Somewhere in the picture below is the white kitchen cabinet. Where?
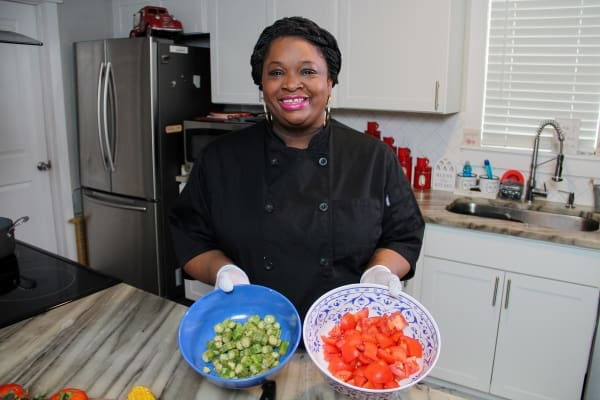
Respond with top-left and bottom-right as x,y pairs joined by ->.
336,0 -> 466,113
207,0 -> 268,104
206,0 -> 339,105
418,224 -> 600,400
420,258 -> 501,392
206,0 -> 465,112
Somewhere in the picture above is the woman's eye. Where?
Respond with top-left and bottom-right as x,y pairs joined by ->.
268,69 -> 284,77
302,69 -> 317,75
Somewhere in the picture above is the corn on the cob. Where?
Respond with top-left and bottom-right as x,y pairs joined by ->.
127,385 -> 156,400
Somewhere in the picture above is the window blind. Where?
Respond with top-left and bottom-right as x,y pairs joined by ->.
482,0 -> 600,154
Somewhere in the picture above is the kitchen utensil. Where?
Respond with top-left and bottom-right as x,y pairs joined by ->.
479,175 -> 500,197
500,169 -> 525,184
499,181 -> 524,200
0,216 -> 29,259
484,159 -> 494,179
260,380 -> 276,400
455,174 -> 478,191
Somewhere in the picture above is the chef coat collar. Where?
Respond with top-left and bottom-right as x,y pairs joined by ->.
265,122 -> 331,153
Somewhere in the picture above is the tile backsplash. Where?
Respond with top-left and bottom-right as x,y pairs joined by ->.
334,109 -> 459,164
334,109 -> 599,208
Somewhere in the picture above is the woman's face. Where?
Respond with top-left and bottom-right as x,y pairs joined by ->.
261,36 -> 333,143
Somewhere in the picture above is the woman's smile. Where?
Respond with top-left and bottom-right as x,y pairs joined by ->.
279,95 -> 310,111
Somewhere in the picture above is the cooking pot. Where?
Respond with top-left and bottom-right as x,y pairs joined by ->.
0,216 -> 29,259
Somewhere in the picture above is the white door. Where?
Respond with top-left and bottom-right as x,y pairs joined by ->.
0,1 -> 58,253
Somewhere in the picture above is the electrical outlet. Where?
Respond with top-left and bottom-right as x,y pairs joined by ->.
462,128 -> 480,147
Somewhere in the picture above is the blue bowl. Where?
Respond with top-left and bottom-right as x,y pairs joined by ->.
178,284 -> 302,389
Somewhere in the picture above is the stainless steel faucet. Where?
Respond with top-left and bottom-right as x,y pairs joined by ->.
525,120 -> 565,202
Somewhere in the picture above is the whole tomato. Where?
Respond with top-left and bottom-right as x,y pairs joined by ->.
0,383 -> 29,399
48,388 -> 88,400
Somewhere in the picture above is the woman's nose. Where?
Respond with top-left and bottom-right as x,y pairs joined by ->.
283,73 -> 303,90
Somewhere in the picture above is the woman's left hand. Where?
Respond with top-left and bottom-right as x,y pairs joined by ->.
360,265 -> 403,296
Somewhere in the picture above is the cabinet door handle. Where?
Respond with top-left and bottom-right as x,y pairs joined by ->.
434,80 -> 440,111
492,276 -> 499,306
504,279 -> 512,309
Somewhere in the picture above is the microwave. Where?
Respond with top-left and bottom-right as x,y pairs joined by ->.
183,119 -> 255,167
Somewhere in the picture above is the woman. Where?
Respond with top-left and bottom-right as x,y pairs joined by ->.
169,16 -> 424,319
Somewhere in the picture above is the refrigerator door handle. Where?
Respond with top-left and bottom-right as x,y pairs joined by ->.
103,61 -> 116,172
84,191 -> 148,212
97,61 -> 109,171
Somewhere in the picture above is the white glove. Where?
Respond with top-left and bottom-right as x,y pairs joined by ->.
360,265 -> 403,297
215,264 -> 250,292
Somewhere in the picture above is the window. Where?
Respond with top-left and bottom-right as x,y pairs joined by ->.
482,0 -> 600,154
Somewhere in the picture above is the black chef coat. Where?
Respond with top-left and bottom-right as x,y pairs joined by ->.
169,119 -> 424,319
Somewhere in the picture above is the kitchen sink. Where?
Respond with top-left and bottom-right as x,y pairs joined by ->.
446,197 -> 599,232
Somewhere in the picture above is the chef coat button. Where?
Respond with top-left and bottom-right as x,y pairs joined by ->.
264,203 -> 274,213
264,260 -> 273,271
318,202 -> 329,212
270,157 -> 279,166
319,257 -> 329,267
318,157 -> 328,166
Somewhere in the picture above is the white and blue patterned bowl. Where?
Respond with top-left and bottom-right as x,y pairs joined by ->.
303,283 -> 441,400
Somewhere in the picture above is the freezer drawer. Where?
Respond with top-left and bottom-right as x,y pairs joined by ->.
83,189 -> 161,294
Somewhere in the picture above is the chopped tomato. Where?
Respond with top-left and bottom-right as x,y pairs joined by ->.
327,354 -> 352,373
364,360 -> 393,384
0,383 -> 29,399
400,336 -> 423,358
341,341 -> 361,363
48,388 -> 89,400
321,307 -> 423,389
339,312 -> 357,331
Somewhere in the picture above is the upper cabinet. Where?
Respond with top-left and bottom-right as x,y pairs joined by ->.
207,0 -> 339,105
207,0 -> 269,105
336,0 -> 466,113
203,0 -> 467,112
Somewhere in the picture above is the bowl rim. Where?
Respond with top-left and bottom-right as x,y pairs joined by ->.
177,284 -> 302,387
302,283 -> 441,394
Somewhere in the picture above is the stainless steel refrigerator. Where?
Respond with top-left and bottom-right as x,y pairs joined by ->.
75,37 -> 211,298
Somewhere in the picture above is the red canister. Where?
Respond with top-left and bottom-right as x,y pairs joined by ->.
383,137 -> 397,158
365,121 -> 381,139
398,147 -> 412,184
413,157 -> 431,190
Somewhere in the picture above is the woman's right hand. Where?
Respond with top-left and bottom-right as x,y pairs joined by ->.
215,264 -> 250,292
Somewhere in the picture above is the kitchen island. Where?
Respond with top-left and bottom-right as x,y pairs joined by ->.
0,283 -> 467,400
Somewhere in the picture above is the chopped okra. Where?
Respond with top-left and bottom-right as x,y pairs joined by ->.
201,314 -> 291,379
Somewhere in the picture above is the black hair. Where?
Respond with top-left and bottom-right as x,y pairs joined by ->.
250,16 -> 342,89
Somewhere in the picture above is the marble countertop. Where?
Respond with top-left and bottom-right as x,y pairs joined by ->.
0,283 -> 467,400
415,190 -> 600,250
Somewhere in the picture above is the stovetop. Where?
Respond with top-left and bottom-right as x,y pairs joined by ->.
0,242 -> 120,329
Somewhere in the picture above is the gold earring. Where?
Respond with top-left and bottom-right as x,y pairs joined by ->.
323,96 -> 331,127
263,101 -> 272,123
